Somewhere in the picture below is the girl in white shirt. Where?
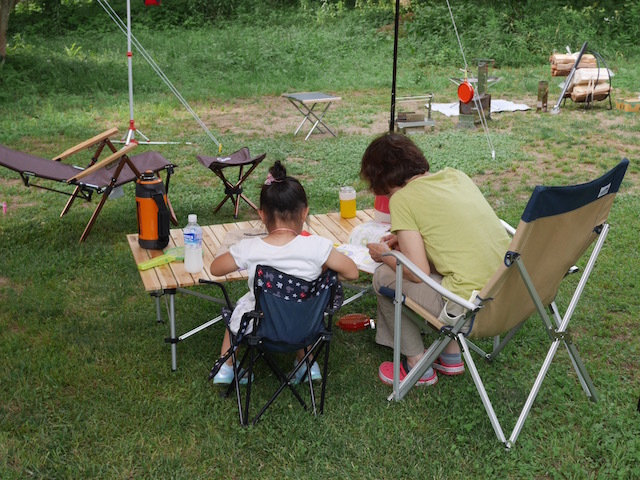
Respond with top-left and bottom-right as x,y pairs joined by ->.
210,161 -> 358,384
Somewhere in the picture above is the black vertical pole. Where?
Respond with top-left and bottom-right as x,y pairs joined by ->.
389,0 -> 400,132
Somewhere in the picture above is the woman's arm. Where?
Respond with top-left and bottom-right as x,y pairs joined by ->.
323,248 -> 359,280
368,229 -> 430,283
396,230 -> 431,282
210,252 -> 240,276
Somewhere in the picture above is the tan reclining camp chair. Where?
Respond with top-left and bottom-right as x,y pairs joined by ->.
0,128 -> 177,242
382,159 -> 628,449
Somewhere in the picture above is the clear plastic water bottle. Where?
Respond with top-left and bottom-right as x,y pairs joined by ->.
183,214 -> 203,273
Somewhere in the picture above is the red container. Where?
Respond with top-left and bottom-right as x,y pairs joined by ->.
336,313 -> 371,332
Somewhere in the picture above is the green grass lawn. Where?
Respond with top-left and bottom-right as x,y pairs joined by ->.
1,12 -> 640,479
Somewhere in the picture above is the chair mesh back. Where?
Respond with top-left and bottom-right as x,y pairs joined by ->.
470,159 -> 628,339
0,144 -> 81,182
254,265 -> 339,352
83,151 -> 172,188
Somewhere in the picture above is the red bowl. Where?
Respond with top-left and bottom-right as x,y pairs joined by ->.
336,313 -> 370,332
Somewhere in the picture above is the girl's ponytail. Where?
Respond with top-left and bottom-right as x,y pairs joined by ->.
260,161 -> 307,229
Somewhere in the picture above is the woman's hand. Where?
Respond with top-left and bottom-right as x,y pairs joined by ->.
367,241 -> 391,263
381,233 -> 399,250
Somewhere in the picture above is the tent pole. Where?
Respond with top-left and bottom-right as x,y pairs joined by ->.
389,0 -> 400,132
125,0 -> 135,144
97,0 -> 221,148
124,0 -> 151,144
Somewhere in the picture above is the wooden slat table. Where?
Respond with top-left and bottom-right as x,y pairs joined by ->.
128,209 -> 376,371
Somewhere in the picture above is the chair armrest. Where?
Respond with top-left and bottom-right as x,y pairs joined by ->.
382,250 -> 478,312
199,279 -> 235,310
68,143 -> 137,183
52,127 -> 119,161
500,219 -> 516,236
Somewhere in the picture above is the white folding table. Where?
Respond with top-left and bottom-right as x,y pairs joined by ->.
282,92 -> 341,140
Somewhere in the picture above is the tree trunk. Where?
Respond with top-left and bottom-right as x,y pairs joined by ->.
0,0 -> 19,60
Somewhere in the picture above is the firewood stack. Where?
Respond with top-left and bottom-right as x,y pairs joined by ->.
549,53 -> 597,76
549,53 -> 612,103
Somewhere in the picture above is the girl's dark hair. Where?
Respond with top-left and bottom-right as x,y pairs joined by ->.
260,161 -> 308,229
360,132 -> 430,195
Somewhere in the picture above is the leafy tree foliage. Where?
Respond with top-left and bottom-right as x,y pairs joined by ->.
5,0 -> 640,65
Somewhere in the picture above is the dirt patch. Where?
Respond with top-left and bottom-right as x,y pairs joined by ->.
201,96 -> 295,137
195,94 -> 638,197
200,94 -> 392,138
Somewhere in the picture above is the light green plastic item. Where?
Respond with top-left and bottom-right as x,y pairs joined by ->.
137,246 -> 185,271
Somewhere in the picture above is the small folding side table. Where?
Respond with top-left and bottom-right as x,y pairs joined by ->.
282,92 -> 341,140
197,148 -> 266,218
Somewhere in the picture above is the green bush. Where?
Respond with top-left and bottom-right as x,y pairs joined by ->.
11,0 -> 640,67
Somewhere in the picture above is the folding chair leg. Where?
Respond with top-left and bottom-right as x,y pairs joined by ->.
243,347 -> 258,426
167,196 -> 178,225
305,355 -> 318,416
60,185 -> 83,218
159,167 -> 178,226
508,337 -> 562,448
388,334 -> 450,402
464,328 -> 524,362
209,161 -> 262,218
79,189 -> 111,242
487,322 -> 526,361
302,341 -> 330,417
319,341 -> 331,415
504,238 -> 606,448
458,335 -> 508,445
564,338 -> 598,402
505,327 -> 597,448
212,193 -> 233,214
388,267 -> 453,401
229,349 -> 245,426
549,302 -> 598,401
251,349 -> 309,425
78,155 -> 131,242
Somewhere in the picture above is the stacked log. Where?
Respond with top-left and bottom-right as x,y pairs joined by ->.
568,67 -> 612,102
549,52 -> 612,103
549,53 -> 597,76
572,67 -> 612,84
571,82 -> 611,102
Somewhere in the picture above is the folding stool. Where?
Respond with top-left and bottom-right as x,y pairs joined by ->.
197,148 -> 266,218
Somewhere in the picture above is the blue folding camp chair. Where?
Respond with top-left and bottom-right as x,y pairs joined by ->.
204,265 -> 343,426
381,159 -> 628,448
